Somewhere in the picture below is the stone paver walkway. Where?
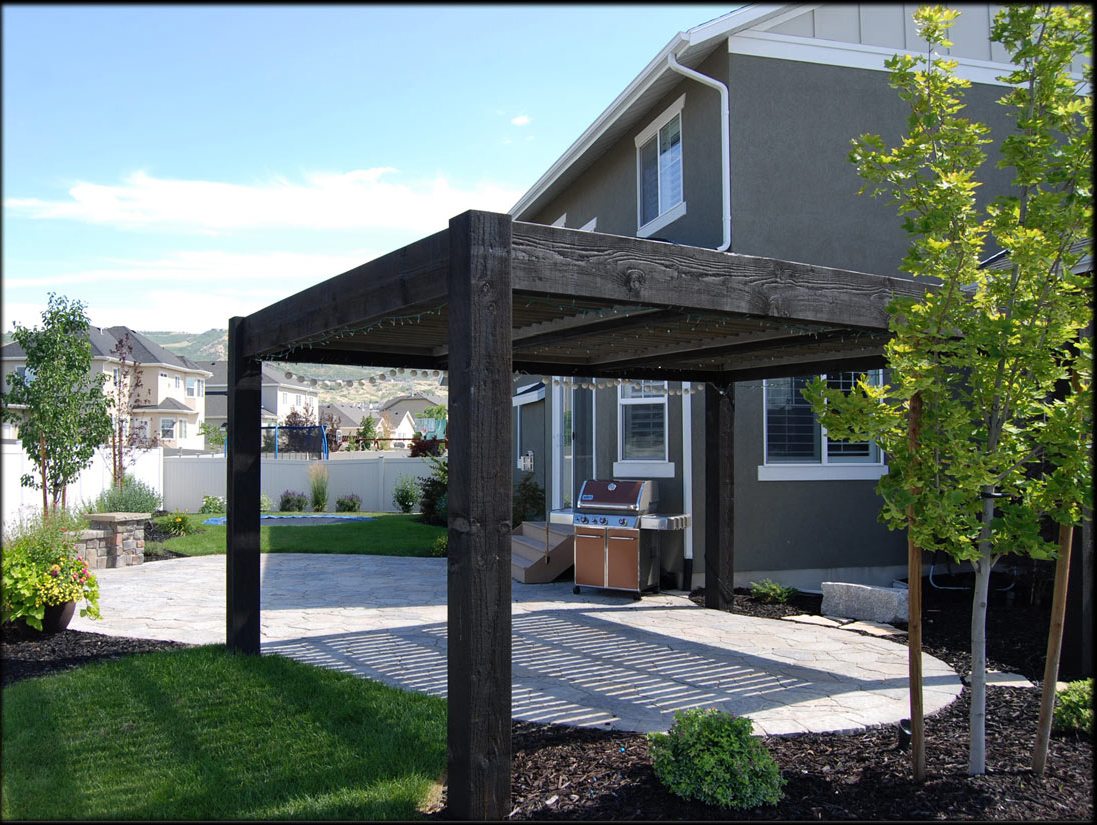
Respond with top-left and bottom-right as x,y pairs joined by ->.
70,554 -> 962,735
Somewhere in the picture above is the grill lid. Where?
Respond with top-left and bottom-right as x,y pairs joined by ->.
576,479 -> 654,513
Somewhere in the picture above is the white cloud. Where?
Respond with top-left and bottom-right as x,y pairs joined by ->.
510,114 -> 532,127
2,248 -> 382,333
4,168 -> 525,235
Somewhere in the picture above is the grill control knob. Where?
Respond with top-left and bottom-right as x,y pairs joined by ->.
618,518 -> 626,525
599,516 -> 607,525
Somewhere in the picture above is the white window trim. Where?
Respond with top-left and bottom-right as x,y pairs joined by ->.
617,381 -> 669,464
758,371 -> 887,482
635,94 -> 687,238
613,459 -> 676,479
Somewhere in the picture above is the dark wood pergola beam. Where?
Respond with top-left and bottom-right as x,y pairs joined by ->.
511,221 -> 925,331
238,229 -> 450,360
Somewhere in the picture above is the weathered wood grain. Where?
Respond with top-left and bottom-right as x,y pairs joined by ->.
512,221 -> 925,331
226,316 -> 262,654
704,384 -> 735,612
446,210 -> 514,821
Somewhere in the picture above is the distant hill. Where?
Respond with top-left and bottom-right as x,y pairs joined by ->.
140,329 -> 447,406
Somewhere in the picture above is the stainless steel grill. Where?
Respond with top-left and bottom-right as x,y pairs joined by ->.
550,479 -> 691,598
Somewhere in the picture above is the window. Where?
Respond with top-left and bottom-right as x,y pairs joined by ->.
281,392 -> 288,405
174,376 -> 181,389
618,380 -> 668,461
635,94 -> 686,237
160,418 -> 176,439
178,420 -> 187,439
759,371 -> 886,481
16,366 -> 35,383
295,394 -> 302,407
131,419 -> 149,439
186,378 -> 204,397
112,368 -> 120,385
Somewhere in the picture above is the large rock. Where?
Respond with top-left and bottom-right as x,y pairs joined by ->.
821,581 -> 908,625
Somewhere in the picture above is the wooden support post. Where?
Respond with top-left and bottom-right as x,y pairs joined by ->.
704,383 -> 734,612
906,390 -> 925,782
446,211 -> 513,820
1031,521 -> 1076,776
226,316 -> 262,654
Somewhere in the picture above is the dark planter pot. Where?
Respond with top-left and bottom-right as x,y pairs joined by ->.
41,601 -> 77,633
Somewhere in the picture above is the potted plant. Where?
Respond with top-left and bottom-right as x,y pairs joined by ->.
1,512 -> 100,633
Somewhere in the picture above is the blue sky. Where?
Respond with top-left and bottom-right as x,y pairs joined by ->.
3,4 -> 733,334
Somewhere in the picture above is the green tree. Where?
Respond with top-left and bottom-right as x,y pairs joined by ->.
2,294 -> 114,515
348,415 -> 379,450
804,5 -> 1091,776
200,421 -> 226,450
104,330 -> 159,487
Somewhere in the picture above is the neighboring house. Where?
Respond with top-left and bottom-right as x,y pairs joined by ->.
202,361 -> 319,432
507,4 -> 1089,591
318,402 -> 375,447
376,409 -> 418,448
1,326 -> 212,451
379,393 -> 445,433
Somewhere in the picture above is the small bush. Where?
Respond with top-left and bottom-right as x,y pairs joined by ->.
153,512 -> 199,537
393,475 -> 420,514
336,494 -> 362,513
87,475 -> 161,514
308,463 -> 329,512
409,433 -> 445,457
430,533 -> 448,557
198,495 -> 226,514
418,456 -> 448,526
512,473 -> 545,527
648,708 -> 784,810
260,493 -> 273,512
1054,678 -> 1093,737
750,578 -> 796,605
279,490 -> 308,512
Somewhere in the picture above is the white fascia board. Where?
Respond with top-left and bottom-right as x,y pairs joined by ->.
509,4 -> 796,220
512,387 -> 545,407
729,30 -> 1091,91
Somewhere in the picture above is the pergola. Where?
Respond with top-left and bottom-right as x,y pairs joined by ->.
224,210 -> 926,820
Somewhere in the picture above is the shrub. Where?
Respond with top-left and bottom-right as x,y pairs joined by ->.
198,495 -> 226,514
512,473 -> 545,527
648,708 -> 784,810
279,490 -> 308,512
418,456 -> 448,526
409,433 -> 444,457
393,475 -> 420,513
336,494 -> 362,513
86,474 -> 161,514
430,533 -> 448,557
750,579 -> 796,605
308,463 -> 329,512
153,512 -> 199,537
1,511 -> 100,630
260,493 -> 273,512
1054,679 -> 1093,737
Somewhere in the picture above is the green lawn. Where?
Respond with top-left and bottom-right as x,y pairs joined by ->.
1,646 -> 447,820
153,513 -> 445,557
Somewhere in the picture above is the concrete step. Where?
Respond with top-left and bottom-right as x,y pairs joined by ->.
516,521 -> 572,541
510,525 -> 574,584
511,535 -> 550,563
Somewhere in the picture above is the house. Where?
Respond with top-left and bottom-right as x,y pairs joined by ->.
376,408 -> 418,448
202,361 -> 320,434
379,393 -> 445,430
318,401 -> 375,447
507,3 -> 1089,592
1,326 -> 212,451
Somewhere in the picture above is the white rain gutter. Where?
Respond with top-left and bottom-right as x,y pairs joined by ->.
667,51 -> 731,252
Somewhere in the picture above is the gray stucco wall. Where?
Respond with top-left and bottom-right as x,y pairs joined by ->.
727,54 -> 1018,274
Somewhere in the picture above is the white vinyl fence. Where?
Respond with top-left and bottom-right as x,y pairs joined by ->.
2,441 -> 164,528
162,453 -> 436,513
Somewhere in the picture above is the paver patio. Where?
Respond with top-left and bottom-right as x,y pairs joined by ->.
70,553 -> 961,735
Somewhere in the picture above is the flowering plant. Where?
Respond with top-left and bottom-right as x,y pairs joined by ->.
1,511 -> 100,630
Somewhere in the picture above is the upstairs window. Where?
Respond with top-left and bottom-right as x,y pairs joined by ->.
618,380 -> 668,461
635,94 -> 686,237
186,377 -> 205,397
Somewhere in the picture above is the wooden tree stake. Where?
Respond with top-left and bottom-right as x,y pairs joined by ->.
907,390 -> 926,782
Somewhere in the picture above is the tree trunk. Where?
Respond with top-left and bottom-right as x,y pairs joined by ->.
39,434 -> 49,517
906,390 -> 925,781
968,547 -> 994,775
1031,521 -> 1075,775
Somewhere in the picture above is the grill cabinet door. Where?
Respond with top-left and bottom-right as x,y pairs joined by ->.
574,528 -> 606,587
606,529 -> 640,591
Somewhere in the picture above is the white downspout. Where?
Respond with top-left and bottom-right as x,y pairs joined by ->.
667,51 -> 731,252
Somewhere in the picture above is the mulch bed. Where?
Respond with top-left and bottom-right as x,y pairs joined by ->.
2,572 -> 1091,820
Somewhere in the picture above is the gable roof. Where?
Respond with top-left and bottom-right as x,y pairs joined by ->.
319,402 -> 370,427
2,325 -> 212,376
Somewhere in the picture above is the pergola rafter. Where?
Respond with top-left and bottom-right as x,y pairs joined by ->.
225,211 -> 926,820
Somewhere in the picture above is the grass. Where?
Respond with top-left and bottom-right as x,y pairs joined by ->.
1,646 -> 446,820
150,513 -> 446,558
